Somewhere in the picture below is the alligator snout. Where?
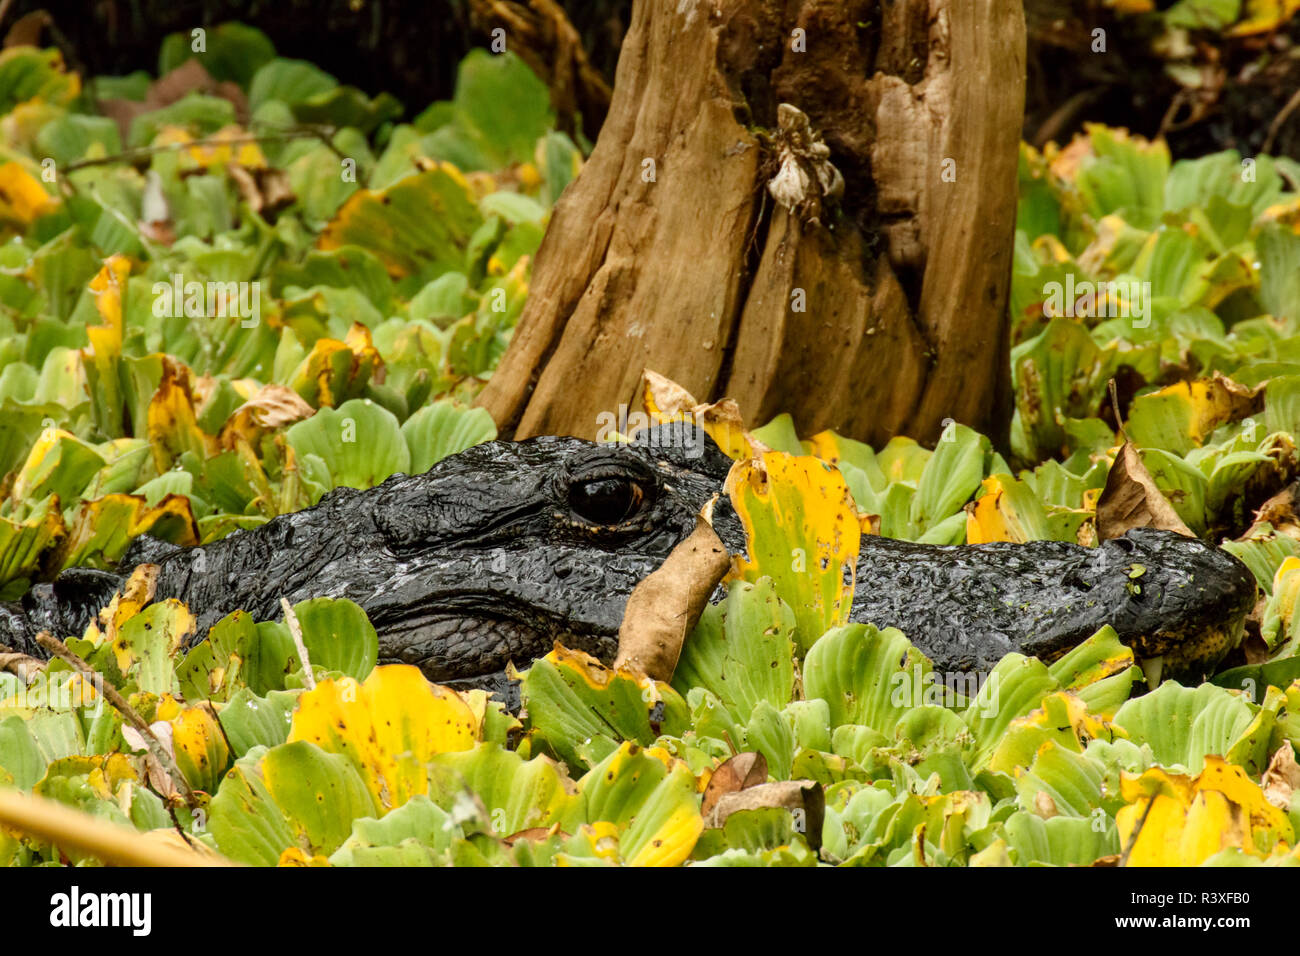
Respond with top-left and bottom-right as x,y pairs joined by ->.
850,527 -> 1257,685
1087,529 -> 1258,682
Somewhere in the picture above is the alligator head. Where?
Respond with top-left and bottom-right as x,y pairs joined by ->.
40,422 -> 738,691
267,423 -> 741,685
0,424 -> 1257,689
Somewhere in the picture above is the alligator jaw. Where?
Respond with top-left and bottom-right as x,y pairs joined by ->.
1127,615 -> 1247,687
376,608 -> 620,686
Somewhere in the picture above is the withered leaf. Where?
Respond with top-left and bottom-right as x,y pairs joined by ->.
1262,744 -> 1300,811
613,507 -> 730,682
1243,481 -> 1300,543
4,11 -> 51,49
1096,441 -> 1194,540
704,779 -> 825,851
228,163 -> 295,220
700,752 -> 768,818
100,59 -> 249,143
219,383 -> 315,448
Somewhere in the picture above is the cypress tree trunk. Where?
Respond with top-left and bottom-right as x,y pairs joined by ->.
477,0 -> 1026,447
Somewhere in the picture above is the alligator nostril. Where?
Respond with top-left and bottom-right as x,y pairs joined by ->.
1063,569 -> 1093,591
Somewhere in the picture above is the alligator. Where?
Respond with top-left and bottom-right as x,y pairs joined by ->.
0,422 -> 1257,689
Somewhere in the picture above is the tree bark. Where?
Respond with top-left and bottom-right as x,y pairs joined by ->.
476,0 -> 1026,447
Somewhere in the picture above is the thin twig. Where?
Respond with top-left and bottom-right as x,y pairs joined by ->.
1108,377 -> 1128,443
62,129 -> 328,173
280,598 -> 316,690
34,632 -> 198,809
1263,87 -> 1300,156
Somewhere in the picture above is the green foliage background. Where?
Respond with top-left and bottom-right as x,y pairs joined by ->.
2,25 -> 1300,867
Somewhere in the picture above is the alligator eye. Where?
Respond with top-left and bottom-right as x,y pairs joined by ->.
569,477 -> 648,525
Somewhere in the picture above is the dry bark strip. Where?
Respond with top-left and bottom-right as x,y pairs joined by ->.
0,788 -> 231,867
477,0 -> 1025,448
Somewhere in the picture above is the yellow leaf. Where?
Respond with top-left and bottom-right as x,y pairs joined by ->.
1031,233 -> 1073,264
1229,0 -> 1300,35
517,163 -> 541,190
109,600 -> 194,681
583,742 -> 703,867
286,336 -> 356,407
965,475 -> 1051,544
727,451 -> 859,652
278,847 -> 331,866
170,703 -> 230,793
95,564 -> 160,646
1270,557 -> 1300,644
146,358 -> 217,472
288,665 -> 479,813
82,257 -> 133,434
54,493 -> 198,569
1130,376 -> 1261,449
89,255 -> 131,336
1259,196 -> 1300,234
1117,758 -> 1294,865
0,161 -> 57,225
163,125 -> 268,171
0,498 -> 65,589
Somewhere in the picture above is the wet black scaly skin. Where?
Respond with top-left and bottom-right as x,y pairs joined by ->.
0,424 -> 1258,687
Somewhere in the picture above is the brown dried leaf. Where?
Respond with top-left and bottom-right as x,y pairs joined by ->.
228,164 -> 295,219
704,779 -> 825,850
1096,441 -> 1194,540
641,368 -> 699,421
146,59 -> 247,119
504,823 -> 567,845
4,11 -> 51,48
612,507 -> 731,682
1244,482 -> 1300,543
101,60 -> 249,143
700,752 -> 768,819
219,384 -> 316,448
1262,744 -> 1300,811
139,219 -> 176,245
122,720 -> 181,802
